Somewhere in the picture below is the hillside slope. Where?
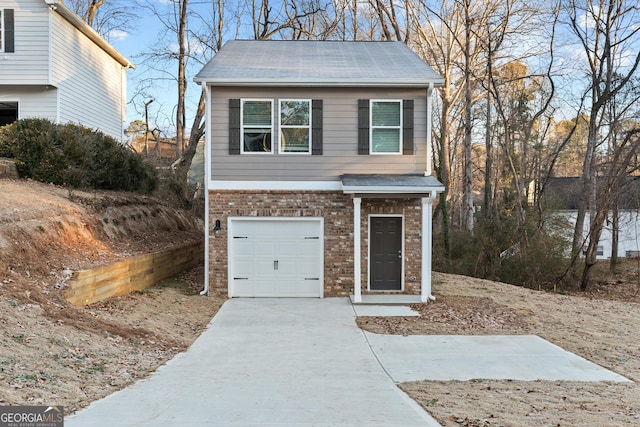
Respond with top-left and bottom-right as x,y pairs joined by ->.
0,179 -> 223,412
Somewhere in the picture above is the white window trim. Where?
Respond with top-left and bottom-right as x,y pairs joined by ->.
240,98 -> 274,154
370,99 -> 403,155
0,9 -> 4,53
279,99 -> 312,155
367,214 -> 405,292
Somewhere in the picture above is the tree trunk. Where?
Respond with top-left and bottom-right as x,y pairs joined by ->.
610,204 -> 619,273
484,85 -> 492,219
463,0 -> 474,233
175,0 -> 187,161
439,94 -> 452,257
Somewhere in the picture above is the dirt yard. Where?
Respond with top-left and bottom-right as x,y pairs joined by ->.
0,179 -> 225,413
2,178 -> 639,425
358,272 -> 640,426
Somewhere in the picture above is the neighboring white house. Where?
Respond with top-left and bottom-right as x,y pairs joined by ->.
545,177 -> 640,260
0,0 -> 133,140
556,211 -> 640,260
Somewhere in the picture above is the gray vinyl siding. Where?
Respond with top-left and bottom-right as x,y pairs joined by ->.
50,12 -> 125,140
0,86 -> 58,120
0,0 -> 50,85
210,87 -> 428,182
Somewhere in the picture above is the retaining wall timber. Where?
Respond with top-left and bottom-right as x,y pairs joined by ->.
65,242 -> 204,306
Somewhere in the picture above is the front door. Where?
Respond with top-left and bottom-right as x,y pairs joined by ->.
370,216 -> 402,291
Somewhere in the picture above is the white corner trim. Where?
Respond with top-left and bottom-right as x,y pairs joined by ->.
209,180 -> 342,191
353,197 -> 362,303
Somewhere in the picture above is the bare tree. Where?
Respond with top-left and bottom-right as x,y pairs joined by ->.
411,0 -> 466,256
63,0 -> 136,40
565,0 -> 640,289
251,0 -> 328,40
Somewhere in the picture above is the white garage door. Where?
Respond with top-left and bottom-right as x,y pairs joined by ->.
229,218 -> 324,297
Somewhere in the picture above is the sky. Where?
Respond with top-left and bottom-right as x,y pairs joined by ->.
104,1 -> 218,139
100,0 -> 640,139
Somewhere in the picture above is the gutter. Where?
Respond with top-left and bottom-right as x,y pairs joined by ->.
193,79 -> 445,88
45,0 -> 135,69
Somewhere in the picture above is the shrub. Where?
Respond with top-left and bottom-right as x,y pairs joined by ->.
434,209 -> 571,289
0,119 -> 157,194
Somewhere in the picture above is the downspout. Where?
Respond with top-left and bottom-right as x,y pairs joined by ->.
425,82 -> 434,176
200,83 -> 211,296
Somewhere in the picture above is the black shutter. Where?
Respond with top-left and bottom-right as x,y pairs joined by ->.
4,9 -> 14,53
229,99 -> 240,155
358,99 -> 369,155
402,99 -> 414,155
311,99 -> 323,155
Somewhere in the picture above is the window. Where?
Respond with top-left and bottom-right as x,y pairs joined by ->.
0,101 -> 18,127
229,98 -> 322,156
626,250 -> 640,258
280,99 -> 311,154
371,100 -> 402,154
241,99 -> 273,153
1,9 -> 14,53
583,245 -> 605,257
358,99 -> 412,155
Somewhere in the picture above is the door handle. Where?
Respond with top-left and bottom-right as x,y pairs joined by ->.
398,250 -> 402,259
274,260 -> 279,270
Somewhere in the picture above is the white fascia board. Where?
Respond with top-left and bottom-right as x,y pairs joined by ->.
342,185 -> 445,194
46,1 -> 134,69
209,180 -> 342,191
194,78 -> 445,88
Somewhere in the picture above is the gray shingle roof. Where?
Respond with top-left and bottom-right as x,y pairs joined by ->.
341,174 -> 444,194
194,40 -> 444,87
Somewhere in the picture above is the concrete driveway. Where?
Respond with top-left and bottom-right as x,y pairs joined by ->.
67,297 -> 628,426
67,298 -> 440,427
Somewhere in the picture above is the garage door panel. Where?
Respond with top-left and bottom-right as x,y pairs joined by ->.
230,219 -> 323,297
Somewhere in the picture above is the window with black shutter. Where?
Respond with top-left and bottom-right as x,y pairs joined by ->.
358,99 -> 413,155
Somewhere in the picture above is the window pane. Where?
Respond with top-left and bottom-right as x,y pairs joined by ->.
281,128 -> 310,152
281,100 -> 309,126
372,129 -> 400,153
243,130 -> 271,152
372,102 -> 400,126
243,101 -> 271,126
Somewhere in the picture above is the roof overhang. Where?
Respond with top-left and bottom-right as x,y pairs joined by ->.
341,174 -> 445,196
44,0 -> 135,69
194,78 -> 445,88
194,40 -> 445,87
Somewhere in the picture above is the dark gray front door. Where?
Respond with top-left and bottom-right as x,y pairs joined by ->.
370,217 -> 402,291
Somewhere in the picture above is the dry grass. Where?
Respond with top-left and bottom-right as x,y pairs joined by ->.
358,271 -> 640,426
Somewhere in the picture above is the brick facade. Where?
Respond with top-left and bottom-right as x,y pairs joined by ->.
208,190 -> 424,297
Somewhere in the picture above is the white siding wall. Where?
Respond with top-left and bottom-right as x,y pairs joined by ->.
0,86 -> 57,120
558,211 -> 640,259
50,11 -> 125,140
209,86 -> 429,182
0,0 -> 50,84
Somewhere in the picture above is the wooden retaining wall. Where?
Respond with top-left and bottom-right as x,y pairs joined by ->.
65,242 -> 204,306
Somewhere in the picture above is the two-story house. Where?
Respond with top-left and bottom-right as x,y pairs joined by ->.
0,0 -> 133,140
195,40 -> 444,302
